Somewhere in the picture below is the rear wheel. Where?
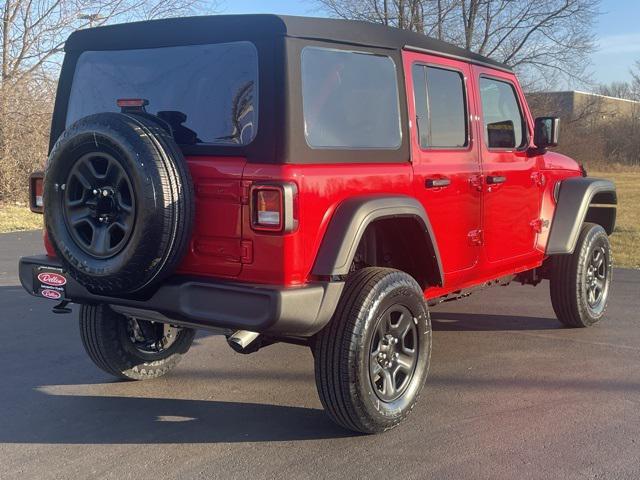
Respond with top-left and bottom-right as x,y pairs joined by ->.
550,222 -> 612,327
313,268 -> 431,434
79,304 -> 195,380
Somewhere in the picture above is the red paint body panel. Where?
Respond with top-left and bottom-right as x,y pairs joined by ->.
176,157 -> 247,278
239,162 -> 414,285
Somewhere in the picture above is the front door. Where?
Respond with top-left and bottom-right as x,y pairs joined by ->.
403,51 -> 482,285
472,66 -> 541,269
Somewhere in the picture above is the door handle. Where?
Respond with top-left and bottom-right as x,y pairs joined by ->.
486,175 -> 506,185
425,178 -> 451,189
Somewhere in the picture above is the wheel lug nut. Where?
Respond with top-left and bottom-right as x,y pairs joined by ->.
93,189 -> 98,195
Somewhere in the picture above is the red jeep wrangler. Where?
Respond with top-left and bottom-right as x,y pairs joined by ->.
20,15 -> 617,434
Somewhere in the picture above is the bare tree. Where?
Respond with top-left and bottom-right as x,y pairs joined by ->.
596,65 -> 640,102
1,0 -> 205,87
0,0 -> 210,202
314,0 -> 600,89
631,60 -> 640,100
316,0 -> 457,37
597,81 -> 636,101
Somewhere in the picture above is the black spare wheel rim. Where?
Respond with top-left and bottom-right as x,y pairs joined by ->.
44,112 -> 194,295
369,304 -> 418,402
63,152 -> 136,259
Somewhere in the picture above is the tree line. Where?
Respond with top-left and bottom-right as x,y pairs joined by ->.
0,0 -> 206,202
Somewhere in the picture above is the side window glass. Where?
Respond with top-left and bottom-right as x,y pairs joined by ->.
479,77 -> 526,149
412,64 -> 467,149
301,47 -> 402,149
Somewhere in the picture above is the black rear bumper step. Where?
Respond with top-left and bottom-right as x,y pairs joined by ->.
19,255 -> 343,337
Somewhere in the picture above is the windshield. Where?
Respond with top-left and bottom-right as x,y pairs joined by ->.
66,41 -> 258,146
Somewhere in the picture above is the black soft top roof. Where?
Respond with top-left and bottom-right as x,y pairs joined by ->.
65,14 -> 511,71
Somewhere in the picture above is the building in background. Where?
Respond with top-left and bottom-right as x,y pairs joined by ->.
526,91 -> 640,168
527,90 -> 640,124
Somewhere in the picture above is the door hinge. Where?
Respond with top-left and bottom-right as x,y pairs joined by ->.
241,180 -> 252,205
469,174 -> 484,192
468,229 -> 483,246
530,218 -> 549,233
531,171 -> 546,187
241,240 -> 253,264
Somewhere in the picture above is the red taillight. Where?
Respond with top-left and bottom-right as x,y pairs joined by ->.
252,186 -> 283,231
29,172 -> 44,214
250,183 -> 298,233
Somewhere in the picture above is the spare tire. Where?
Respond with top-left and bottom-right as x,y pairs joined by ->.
43,112 -> 194,295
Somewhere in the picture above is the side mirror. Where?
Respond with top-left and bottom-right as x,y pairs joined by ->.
534,117 -> 560,149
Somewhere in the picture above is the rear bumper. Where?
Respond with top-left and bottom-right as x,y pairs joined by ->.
19,255 -> 343,337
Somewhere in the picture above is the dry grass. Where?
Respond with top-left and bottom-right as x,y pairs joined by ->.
0,204 -> 42,233
0,172 -> 637,268
592,171 -> 640,269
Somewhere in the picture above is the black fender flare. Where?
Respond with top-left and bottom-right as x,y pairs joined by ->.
312,195 -> 444,286
546,177 -> 617,255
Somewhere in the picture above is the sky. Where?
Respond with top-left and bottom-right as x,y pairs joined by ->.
590,0 -> 640,86
217,0 -> 640,89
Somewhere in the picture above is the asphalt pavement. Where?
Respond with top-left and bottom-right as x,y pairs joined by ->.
1,230 -> 639,479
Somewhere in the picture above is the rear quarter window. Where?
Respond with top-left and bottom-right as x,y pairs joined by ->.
301,47 -> 402,150
66,41 -> 258,146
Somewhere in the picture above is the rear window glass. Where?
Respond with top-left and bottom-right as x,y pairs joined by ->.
66,42 -> 258,146
301,47 -> 401,149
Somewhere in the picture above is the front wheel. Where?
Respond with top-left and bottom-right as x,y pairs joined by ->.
313,268 -> 431,434
550,222 -> 613,327
79,304 -> 195,380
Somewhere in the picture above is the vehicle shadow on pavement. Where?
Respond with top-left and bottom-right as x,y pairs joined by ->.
0,392 -> 354,444
431,312 -> 562,331
0,285 -> 356,444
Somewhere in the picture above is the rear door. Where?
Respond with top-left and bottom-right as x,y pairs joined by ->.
403,51 -> 482,284
472,66 -> 540,269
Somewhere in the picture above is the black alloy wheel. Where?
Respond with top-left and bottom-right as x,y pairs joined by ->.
369,305 -> 419,403
63,152 -> 136,259
585,245 -> 609,311
126,317 -> 180,356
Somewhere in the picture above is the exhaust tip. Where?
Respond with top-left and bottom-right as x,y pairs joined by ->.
227,330 -> 261,354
